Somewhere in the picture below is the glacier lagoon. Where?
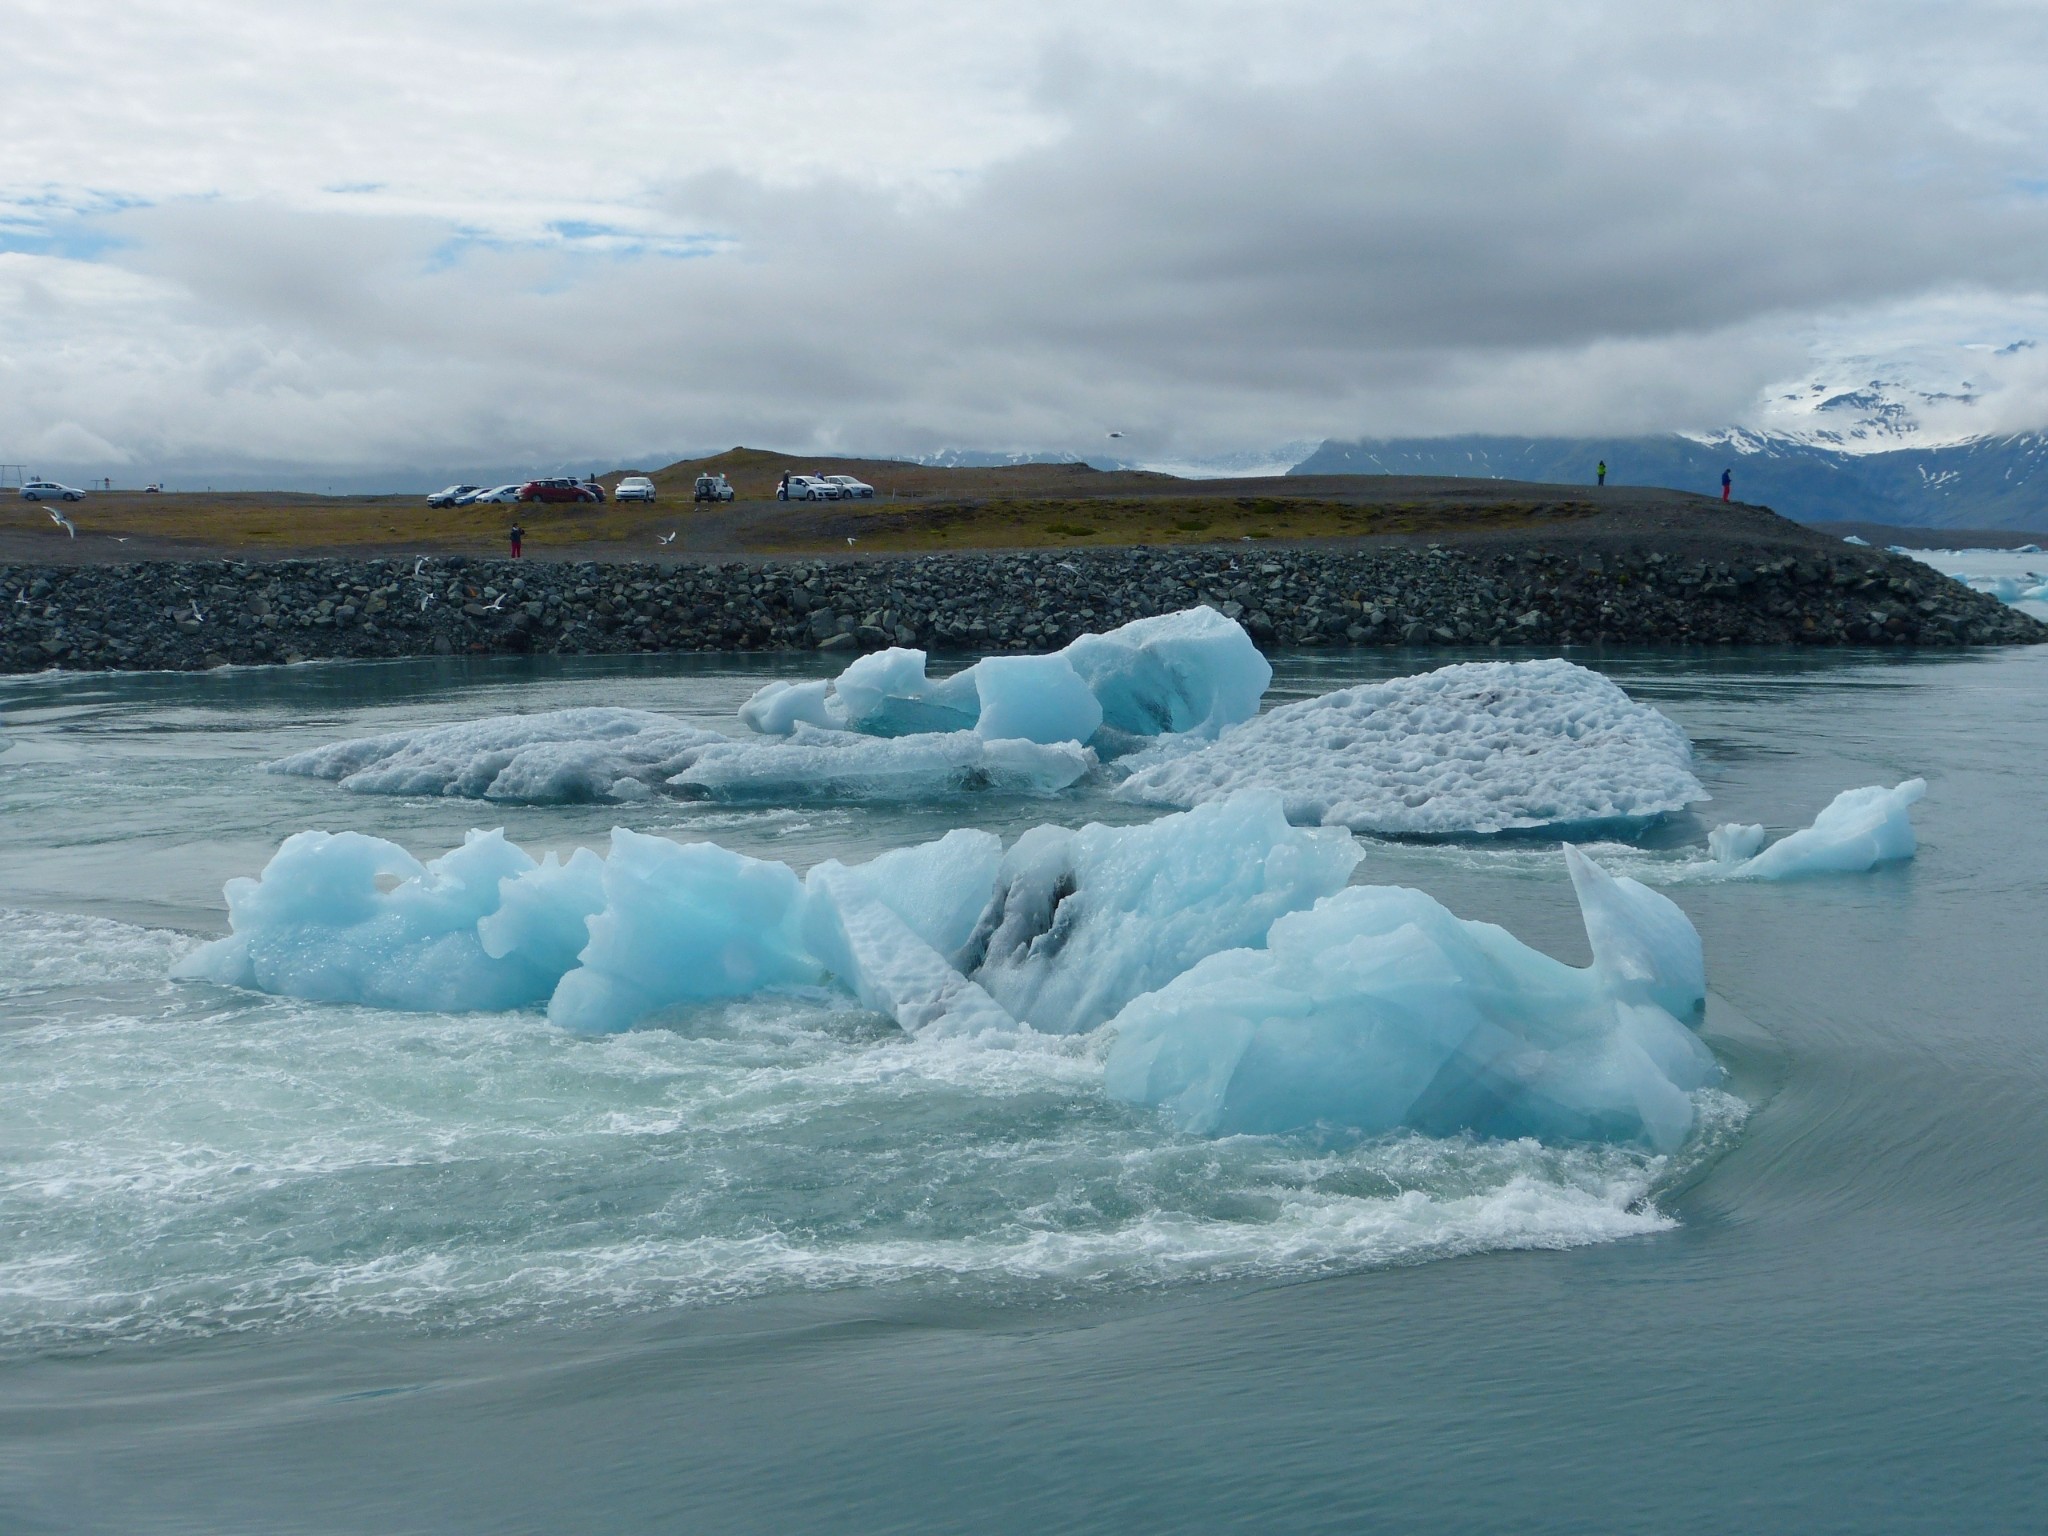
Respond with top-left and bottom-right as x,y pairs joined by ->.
2,643 -> 2044,1533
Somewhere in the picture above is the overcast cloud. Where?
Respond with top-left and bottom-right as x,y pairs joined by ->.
7,0 -> 2048,482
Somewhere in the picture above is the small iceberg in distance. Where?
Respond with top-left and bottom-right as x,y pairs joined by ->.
1104,845 -> 1719,1152
1709,780 -> 1926,880
1114,658 -> 1706,836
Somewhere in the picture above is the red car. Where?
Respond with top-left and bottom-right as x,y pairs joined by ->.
519,477 -> 601,504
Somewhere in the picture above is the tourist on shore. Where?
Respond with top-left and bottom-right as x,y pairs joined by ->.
1597,460 -> 1607,486
1721,468 -> 1732,502
509,524 -> 524,559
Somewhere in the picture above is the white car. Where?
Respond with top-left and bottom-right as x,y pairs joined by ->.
785,475 -> 841,501
615,475 -> 657,503
469,484 -> 525,504
427,483 -> 481,507
20,479 -> 84,502
823,475 -> 875,499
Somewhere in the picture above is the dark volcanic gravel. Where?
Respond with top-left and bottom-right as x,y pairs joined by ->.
3,541 -> 2042,674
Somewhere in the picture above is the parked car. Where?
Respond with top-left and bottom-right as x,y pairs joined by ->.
615,475 -> 657,503
143,483 -> 162,494
19,479 -> 85,502
580,477 -> 607,503
782,475 -> 841,502
470,484 -> 525,504
693,473 -> 735,503
519,478 -> 600,504
427,483 -> 481,507
823,475 -> 875,499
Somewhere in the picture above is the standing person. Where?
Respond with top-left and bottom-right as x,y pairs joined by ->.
509,523 -> 524,559
1596,459 -> 1607,486
1720,468 -> 1732,502
777,472 -> 790,501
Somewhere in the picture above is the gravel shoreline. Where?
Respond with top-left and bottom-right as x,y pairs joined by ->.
4,541 -> 2043,673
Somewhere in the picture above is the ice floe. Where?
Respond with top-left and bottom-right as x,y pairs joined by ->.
1711,779 -> 1925,880
1103,843 -> 1719,1151
1115,658 -> 1706,835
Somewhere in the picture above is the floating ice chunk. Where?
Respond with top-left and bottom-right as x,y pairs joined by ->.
830,648 -> 982,737
270,708 -> 729,803
735,607 -> 1270,750
971,653 -> 1104,744
1716,779 -> 1926,880
736,679 -> 842,736
961,791 -> 1363,1034
171,828 -> 599,1011
672,727 -> 1095,801
547,830 -> 821,1033
1564,845 -> 1705,1024
1104,851 -> 1720,1151
802,832 -> 1017,1036
1062,606 -> 1272,738
1706,822 -> 1767,865
1116,659 -> 1705,835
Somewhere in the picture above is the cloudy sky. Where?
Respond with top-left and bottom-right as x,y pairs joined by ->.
8,0 -> 2048,484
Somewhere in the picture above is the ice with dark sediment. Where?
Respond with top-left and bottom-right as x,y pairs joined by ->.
1115,658 -> 1707,835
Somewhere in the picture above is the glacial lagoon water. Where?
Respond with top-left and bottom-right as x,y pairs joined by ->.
2,644 -> 2044,1533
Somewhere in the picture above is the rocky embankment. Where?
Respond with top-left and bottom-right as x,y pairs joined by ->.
3,542 -> 2042,673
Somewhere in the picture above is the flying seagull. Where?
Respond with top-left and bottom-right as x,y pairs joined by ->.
846,537 -> 856,546
484,592 -> 506,611
411,556 -> 429,578
657,531 -> 676,545
1107,431 -> 1123,439
189,600 -> 204,622
48,509 -> 76,537
419,593 -> 434,612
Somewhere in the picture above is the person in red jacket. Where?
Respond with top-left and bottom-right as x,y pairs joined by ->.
509,523 -> 524,559
1721,468 -> 1732,502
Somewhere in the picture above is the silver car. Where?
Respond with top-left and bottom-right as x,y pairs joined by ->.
19,479 -> 85,503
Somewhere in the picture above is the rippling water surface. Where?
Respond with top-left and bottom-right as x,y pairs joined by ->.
2,646 -> 2043,1534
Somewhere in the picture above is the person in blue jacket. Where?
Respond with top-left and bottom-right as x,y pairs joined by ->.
1721,467 -> 1732,502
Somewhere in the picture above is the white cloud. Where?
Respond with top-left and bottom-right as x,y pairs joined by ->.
6,1 -> 2048,480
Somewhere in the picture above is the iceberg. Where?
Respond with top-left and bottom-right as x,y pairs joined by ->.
1712,779 -> 1925,880
1103,846 -> 1719,1151
959,791 -> 1363,1034
270,707 -> 729,803
171,829 -> 604,1012
1115,658 -> 1705,835
736,606 -> 1270,749
671,727 -> 1095,801
546,830 -> 821,1033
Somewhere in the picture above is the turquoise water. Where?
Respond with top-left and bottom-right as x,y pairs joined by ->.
2,646 -> 2043,1532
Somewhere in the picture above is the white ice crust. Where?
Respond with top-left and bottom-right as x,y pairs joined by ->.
270,708 -> 729,803
1115,658 -> 1706,835
1103,844 -> 1718,1151
1711,779 -> 1925,880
